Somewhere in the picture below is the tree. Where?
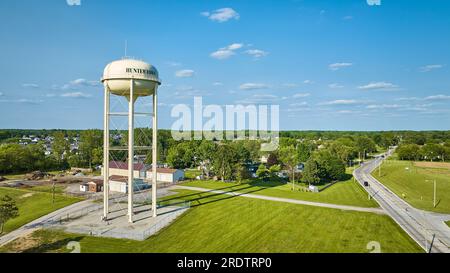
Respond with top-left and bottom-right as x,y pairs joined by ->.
266,153 -> 279,167
0,195 -> 19,234
235,163 -> 250,184
397,144 -> 422,161
79,130 -> 102,169
268,164 -> 281,177
297,141 -> 314,163
314,149 -> 346,181
421,144 -> 443,162
302,159 -> 320,184
355,136 -> 377,160
166,141 -> 198,169
52,131 -> 69,164
329,141 -> 354,165
279,146 -> 299,190
197,140 -> 216,178
256,164 -> 269,180
212,144 -> 237,182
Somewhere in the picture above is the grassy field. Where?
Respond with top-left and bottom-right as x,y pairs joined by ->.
372,160 -> 450,213
0,189 -> 421,253
0,187 -> 81,234
446,221 -> 450,228
181,173 -> 377,208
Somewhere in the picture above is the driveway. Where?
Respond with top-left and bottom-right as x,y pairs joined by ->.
173,185 -> 386,214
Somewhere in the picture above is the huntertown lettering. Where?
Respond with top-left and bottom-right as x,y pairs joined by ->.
126,67 -> 156,75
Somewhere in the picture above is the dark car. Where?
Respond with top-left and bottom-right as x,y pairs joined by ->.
364,181 -> 369,187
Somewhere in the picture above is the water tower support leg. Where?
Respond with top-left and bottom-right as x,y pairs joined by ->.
128,79 -> 135,223
152,88 -> 158,218
103,84 -> 110,220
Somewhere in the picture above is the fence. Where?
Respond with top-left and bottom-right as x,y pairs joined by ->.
41,198 -> 191,241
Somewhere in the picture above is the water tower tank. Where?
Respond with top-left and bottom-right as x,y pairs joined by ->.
102,58 -> 161,98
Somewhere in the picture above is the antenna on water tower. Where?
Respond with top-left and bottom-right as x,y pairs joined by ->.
124,40 -> 128,58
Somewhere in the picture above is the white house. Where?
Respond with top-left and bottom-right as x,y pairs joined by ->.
146,168 -> 184,183
105,161 -> 184,184
103,161 -> 148,179
109,175 -> 150,193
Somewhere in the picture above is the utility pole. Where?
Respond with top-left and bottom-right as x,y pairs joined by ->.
433,180 -> 436,208
425,179 -> 437,208
378,159 -> 382,177
52,181 -> 55,205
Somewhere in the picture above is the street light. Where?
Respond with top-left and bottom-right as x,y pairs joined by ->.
425,179 -> 437,208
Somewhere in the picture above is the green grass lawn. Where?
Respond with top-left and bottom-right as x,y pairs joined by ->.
184,169 -> 202,180
446,221 -> 450,228
0,189 -> 421,253
28,185 -> 66,194
0,187 -> 82,235
2,173 -> 26,180
372,160 -> 450,213
181,173 -> 377,208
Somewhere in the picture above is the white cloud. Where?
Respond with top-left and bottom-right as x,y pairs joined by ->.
395,94 -> 450,101
235,94 -> 279,104
343,15 -> 353,20
318,99 -> 359,106
289,102 -> 308,107
166,61 -> 182,67
358,82 -> 399,91
61,92 -> 92,99
328,62 -> 352,71
210,43 -> 243,60
212,82 -> 223,86
292,93 -> 310,98
245,49 -> 269,59
420,64 -> 444,72
239,83 -> 269,90
22,83 -> 39,88
424,94 -> 450,100
54,78 -> 99,90
201,8 -> 240,23
336,110 -> 357,114
0,98 -> 43,104
366,104 -> 401,109
328,83 -> 344,89
303,80 -> 313,84
282,83 -> 299,88
395,97 -> 420,101
175,69 -> 195,78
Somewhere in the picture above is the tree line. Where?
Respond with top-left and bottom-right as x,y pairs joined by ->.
1,129 -> 449,178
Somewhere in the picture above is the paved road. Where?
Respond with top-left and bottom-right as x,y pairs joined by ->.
174,185 -> 386,214
353,149 -> 450,253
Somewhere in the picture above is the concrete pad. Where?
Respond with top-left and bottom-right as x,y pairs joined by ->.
48,202 -> 189,241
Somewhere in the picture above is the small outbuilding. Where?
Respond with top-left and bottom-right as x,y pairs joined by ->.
146,168 -> 185,183
87,179 -> 103,192
79,183 -> 89,192
109,175 -> 150,193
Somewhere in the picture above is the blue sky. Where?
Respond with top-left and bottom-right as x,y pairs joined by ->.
0,0 -> 449,131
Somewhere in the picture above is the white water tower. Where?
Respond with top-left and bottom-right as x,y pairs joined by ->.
102,58 -> 161,223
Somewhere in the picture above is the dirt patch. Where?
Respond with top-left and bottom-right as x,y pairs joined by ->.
19,192 -> 35,199
2,232 -> 40,253
414,161 -> 450,170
